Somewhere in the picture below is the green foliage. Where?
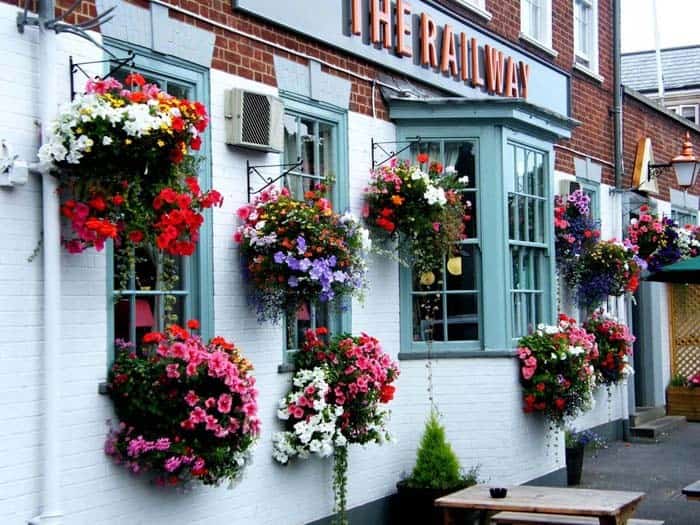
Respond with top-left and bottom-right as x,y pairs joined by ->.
670,373 -> 688,387
405,411 -> 478,490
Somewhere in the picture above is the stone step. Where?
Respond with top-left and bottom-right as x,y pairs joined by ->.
630,406 -> 667,427
629,415 -> 687,440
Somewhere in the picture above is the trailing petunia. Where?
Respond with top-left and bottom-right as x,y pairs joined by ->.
234,185 -> 370,323
40,77 -> 221,262
363,157 -> 470,274
554,190 -> 600,282
518,314 -> 598,426
627,206 -> 683,272
272,328 -> 399,524
106,324 -> 259,487
584,309 -> 634,386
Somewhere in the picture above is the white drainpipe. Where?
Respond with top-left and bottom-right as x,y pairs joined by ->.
29,0 -> 63,523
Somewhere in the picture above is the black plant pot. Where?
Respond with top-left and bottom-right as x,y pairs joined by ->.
565,445 -> 585,486
395,481 -> 479,525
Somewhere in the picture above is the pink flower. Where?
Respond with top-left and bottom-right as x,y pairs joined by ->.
290,405 -> 304,419
189,406 -> 207,424
217,394 -> 232,414
433,222 -> 441,232
517,347 -> 532,360
205,415 -> 219,432
242,401 -> 257,418
521,366 -> 536,380
166,363 -> 180,379
524,356 -> 537,368
164,456 -> 182,472
233,230 -> 243,243
205,397 -> 216,409
155,438 -> 171,451
184,390 -> 199,407
236,205 -> 252,221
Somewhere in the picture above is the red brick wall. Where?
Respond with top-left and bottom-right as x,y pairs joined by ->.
7,0 -> 698,200
622,93 -> 700,201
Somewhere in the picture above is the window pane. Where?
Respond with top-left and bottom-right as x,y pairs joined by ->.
285,302 -> 329,351
445,142 -> 477,189
413,267 -> 444,291
446,246 -> 478,290
446,294 -> 479,341
412,294 -> 445,342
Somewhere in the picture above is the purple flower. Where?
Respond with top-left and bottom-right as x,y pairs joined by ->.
332,271 -> 347,283
299,258 -> 312,272
296,236 -> 307,254
286,256 -> 301,271
288,276 -> 299,288
273,251 -> 286,264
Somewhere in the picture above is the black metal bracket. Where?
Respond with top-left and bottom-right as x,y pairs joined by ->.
70,51 -> 136,100
246,159 -> 304,202
647,162 -> 673,181
371,137 -> 422,169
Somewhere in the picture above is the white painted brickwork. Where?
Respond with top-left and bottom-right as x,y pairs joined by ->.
0,4 -> 666,524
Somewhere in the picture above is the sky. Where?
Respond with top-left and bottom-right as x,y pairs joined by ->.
622,0 -> 700,53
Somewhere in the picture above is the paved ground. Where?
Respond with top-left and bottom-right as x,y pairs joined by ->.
579,422 -> 700,525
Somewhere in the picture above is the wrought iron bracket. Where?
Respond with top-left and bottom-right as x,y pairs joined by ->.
17,0 -> 122,90
246,159 -> 304,202
70,51 -> 135,99
371,137 -> 422,169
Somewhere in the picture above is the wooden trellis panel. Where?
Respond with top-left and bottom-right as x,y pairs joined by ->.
669,284 -> 700,379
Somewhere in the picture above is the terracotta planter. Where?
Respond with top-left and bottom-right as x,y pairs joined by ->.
395,481 -> 479,525
667,386 -> 700,422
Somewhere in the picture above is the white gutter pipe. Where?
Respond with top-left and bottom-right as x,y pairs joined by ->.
29,0 -> 63,523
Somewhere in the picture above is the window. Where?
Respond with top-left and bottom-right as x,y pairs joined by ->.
280,95 -> 348,361
671,207 -> 698,227
105,42 -> 212,366
402,140 -> 481,350
670,105 -> 699,124
574,0 -> 598,73
508,143 -> 549,338
521,0 -> 552,49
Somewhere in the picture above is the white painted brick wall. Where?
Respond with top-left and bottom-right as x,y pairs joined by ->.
0,4 -> 638,523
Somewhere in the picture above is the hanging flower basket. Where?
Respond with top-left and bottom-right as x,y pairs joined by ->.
518,314 -> 598,427
554,190 -> 600,283
106,321 -> 260,487
39,75 -> 221,257
234,185 -> 370,323
584,309 -> 635,386
363,156 -> 471,274
272,328 -> 399,524
570,240 -> 641,308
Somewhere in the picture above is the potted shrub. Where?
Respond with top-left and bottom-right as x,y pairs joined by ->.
396,411 -> 478,525
564,429 -> 605,486
667,372 -> 700,422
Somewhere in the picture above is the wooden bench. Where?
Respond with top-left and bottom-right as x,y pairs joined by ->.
491,511 -> 664,525
682,480 -> 700,501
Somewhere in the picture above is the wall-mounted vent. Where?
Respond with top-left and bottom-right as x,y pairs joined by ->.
225,89 -> 283,152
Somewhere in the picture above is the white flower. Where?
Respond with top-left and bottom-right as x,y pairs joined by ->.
102,136 -> 113,146
544,325 -> 559,335
424,185 -> 446,206
458,175 -> 470,185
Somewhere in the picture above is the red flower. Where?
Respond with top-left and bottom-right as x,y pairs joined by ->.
124,73 -> 146,87
112,195 -> 125,206
417,153 -> 429,164
185,177 -> 201,196
128,91 -> 147,103
190,136 -> 202,151
88,196 -> 107,212
315,327 -> 329,336
143,332 -> 165,344
186,319 -> 200,330
535,382 -> 546,392
554,398 -> 567,410
172,116 -> 185,132
128,230 -> 144,243
379,384 -> 395,403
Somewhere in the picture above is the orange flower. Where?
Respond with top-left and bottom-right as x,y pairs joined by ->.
417,153 -> 429,164
390,195 -> 405,206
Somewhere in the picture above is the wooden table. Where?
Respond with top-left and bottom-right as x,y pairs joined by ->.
682,480 -> 700,501
435,485 -> 645,525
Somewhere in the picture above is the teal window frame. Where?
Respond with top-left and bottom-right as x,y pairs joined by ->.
398,138 -> 483,354
278,91 -> 351,363
671,206 -> 698,227
104,39 -> 214,368
506,140 -> 553,340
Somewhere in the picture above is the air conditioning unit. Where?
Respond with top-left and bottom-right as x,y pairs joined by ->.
225,89 -> 284,152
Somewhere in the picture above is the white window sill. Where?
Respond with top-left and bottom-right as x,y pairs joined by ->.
573,62 -> 604,84
519,32 -> 558,58
452,1 -> 493,21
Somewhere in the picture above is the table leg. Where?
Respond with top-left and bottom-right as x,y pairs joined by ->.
598,508 -> 634,525
442,507 -> 452,525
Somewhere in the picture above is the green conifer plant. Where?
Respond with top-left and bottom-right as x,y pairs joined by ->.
405,410 -> 478,490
